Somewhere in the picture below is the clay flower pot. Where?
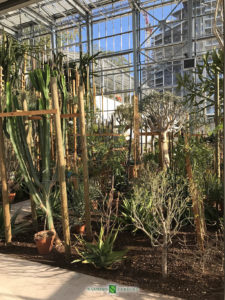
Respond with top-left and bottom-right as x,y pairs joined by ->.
8,193 -> 16,203
34,230 -> 55,255
74,224 -> 86,235
92,200 -> 98,210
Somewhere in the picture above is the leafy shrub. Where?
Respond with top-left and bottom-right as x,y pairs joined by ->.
72,225 -> 127,269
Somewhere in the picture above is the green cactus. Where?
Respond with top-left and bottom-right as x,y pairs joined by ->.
6,65 -> 55,230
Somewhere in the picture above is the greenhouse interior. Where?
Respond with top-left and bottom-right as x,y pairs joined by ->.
0,0 -> 224,299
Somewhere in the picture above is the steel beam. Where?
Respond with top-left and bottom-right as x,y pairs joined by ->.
0,0 -> 44,15
132,7 -> 140,97
51,26 -> 57,54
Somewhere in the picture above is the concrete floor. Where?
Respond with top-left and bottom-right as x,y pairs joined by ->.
0,254 -> 182,300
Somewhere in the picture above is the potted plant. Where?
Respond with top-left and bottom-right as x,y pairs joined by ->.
34,230 -> 56,255
74,220 -> 86,234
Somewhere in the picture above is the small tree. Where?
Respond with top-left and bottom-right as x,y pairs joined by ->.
141,91 -> 186,169
123,168 -> 189,278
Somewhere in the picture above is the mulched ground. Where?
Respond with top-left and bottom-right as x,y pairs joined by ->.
0,225 -> 223,300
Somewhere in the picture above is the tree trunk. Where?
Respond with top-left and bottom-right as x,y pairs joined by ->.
160,131 -> 170,169
162,233 -> 168,278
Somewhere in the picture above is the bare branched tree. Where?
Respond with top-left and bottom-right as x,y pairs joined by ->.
124,168 -> 189,277
141,91 -> 187,169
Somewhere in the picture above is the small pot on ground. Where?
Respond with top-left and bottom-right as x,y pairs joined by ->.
8,192 -> 16,203
74,223 -> 86,235
34,230 -> 55,255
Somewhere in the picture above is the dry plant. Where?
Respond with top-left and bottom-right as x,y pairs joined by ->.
124,168 -> 190,278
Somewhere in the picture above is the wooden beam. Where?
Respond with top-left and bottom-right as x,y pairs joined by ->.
0,109 -> 57,118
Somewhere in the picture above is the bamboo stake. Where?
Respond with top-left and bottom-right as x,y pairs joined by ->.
0,66 -> 11,244
75,68 -> 79,96
86,65 -> 90,109
93,83 -> 96,114
101,88 -> 104,123
215,71 -> 221,179
184,134 -> 205,250
145,124 -> 148,153
133,93 -> 140,177
78,86 -> 92,241
73,104 -> 79,190
51,77 -> 71,259
23,96 -> 38,232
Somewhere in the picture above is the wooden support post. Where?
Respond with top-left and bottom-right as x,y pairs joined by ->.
133,93 -> 140,177
215,71 -> 221,179
75,69 -> 79,96
78,86 -> 92,241
151,135 -> 154,154
184,134 -> 205,250
73,104 -> 79,190
86,65 -> 90,109
51,77 -> 71,259
101,88 -> 104,123
23,97 -> 38,232
93,83 -> 96,114
0,66 -> 11,244
145,124 -> 148,153
72,80 -> 76,100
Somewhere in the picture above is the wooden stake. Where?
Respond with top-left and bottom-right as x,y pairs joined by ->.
93,83 -> 96,114
215,71 -> 221,179
78,86 -> 92,241
23,95 -> 38,232
51,77 -> 71,259
145,124 -> 148,153
73,104 -> 79,190
101,88 -> 104,123
0,66 -> 11,244
86,65 -> 90,109
133,94 -> 140,177
184,134 -> 205,250
75,69 -> 79,96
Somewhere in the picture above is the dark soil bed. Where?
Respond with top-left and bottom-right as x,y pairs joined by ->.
0,229 -> 223,300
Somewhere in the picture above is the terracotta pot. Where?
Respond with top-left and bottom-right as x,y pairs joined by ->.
34,230 -> 55,255
8,193 -> 16,203
92,200 -> 98,210
74,224 -> 85,235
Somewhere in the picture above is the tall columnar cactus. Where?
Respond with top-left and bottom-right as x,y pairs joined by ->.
6,65 -> 55,231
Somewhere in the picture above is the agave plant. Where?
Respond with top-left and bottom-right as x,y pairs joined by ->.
72,224 -> 127,269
